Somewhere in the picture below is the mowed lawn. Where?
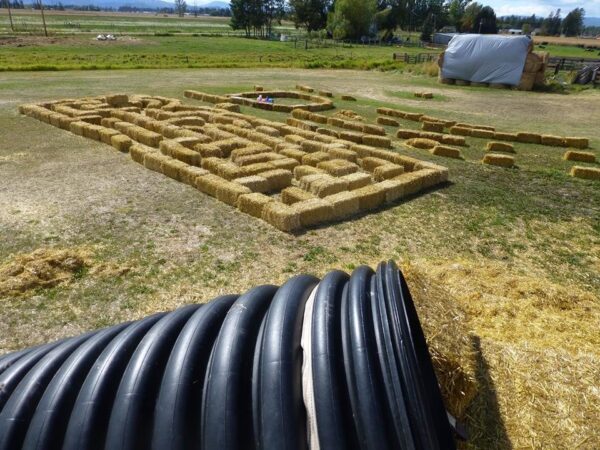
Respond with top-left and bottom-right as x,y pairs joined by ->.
0,68 -> 599,449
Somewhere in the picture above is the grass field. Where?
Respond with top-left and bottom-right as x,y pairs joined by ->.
0,68 -> 599,448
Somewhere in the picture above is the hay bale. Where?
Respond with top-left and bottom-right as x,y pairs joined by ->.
201,157 -> 223,173
136,129 -> 163,148
483,153 -> 515,168
316,128 -> 340,138
328,147 -> 358,163
362,135 -> 391,148
563,151 -> 596,163
231,145 -> 272,161
143,152 -> 170,173
69,121 -> 87,136
259,169 -> 293,191
540,135 -> 566,147
362,124 -> 386,136
341,95 -> 356,101
195,143 -> 223,159
270,158 -> 299,171
309,113 -> 328,125
237,193 -> 273,218
377,116 -> 399,127
422,122 -> 444,133
305,175 -> 349,198
470,129 -> 495,139
254,85 -> 264,91
449,126 -> 472,137
339,131 -> 364,144
195,174 -> 224,197
373,164 -> 405,181
394,171 -> 424,196
216,162 -> 244,181
291,198 -> 334,227
235,153 -> 276,166
293,165 -> 325,179
99,128 -> 120,145
163,142 -> 201,166
161,158 -> 189,181
406,138 -> 438,150
318,90 -> 333,97
493,131 -> 519,142
129,143 -> 154,164
216,181 -> 252,206
105,94 -> 129,107
323,191 -> 360,219
564,137 -> 589,149
296,84 -> 314,93
292,109 -> 312,120
516,132 -> 542,145
233,175 -> 270,193
256,125 -> 281,137
281,187 -> 316,205
431,145 -> 462,159
376,178 -> 407,203
486,142 -> 515,153
396,129 -> 422,139
111,134 -> 133,153
340,172 -> 372,190
353,184 -> 386,211
179,165 -> 209,186
82,124 -> 102,141
279,147 -> 307,162
301,140 -> 326,153
261,202 -> 301,232
302,151 -> 331,167
570,166 -> 600,181
317,159 -> 359,176
360,156 -> 391,172
440,135 -> 467,147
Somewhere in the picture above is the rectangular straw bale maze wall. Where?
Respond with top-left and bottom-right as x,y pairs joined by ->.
19,94 -> 448,232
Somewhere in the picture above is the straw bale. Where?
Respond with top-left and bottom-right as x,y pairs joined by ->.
255,125 -> 280,137
493,131 -> 518,141
111,134 -> 133,153
261,202 -> 301,232
338,172 -> 370,190
231,144 -> 272,161
279,148 -> 307,162
281,187 -> 316,205
259,169 -> 293,191
129,143 -> 154,164
166,117 -> 206,127
486,142 -> 515,153
101,117 -> 120,128
69,121 -> 85,136
57,116 -> 77,130
136,129 -> 163,148
292,109 -> 312,120
161,158 -> 189,181
340,95 -> 356,101
353,184 -> 386,210
360,156 -> 392,172
432,145 -> 462,159
340,131 -> 364,144
376,178 -> 406,203
415,168 -> 442,189
292,198 -> 334,227
215,162 -> 243,180
569,165 -> 600,180
297,85 -> 314,93
538,135 -> 565,147
82,124 -> 102,141
449,126 -> 472,137
293,165 -> 325,180
80,115 -> 104,125
362,135 -> 391,148
439,135 -> 467,147
393,171 -> 424,196
483,154 -> 515,168
327,117 -> 345,128
317,159 -> 358,176
362,124 -> 386,136
396,129 -> 422,139
237,193 -> 273,218
327,147 -> 357,163
143,152 -> 170,173
179,165 -> 209,186
215,181 -> 252,206
316,128 -> 339,138
287,118 -> 318,131
173,136 -> 211,149
194,143 -> 223,158
470,129 -> 495,139
516,132 -> 542,144
49,113 -> 62,128
301,140 -> 326,153
215,103 -> 240,112
423,92 -> 434,99
270,158 -> 299,171
232,119 -> 253,129
422,121 -> 444,133
99,128 -> 120,145
322,191 -> 359,219
564,137 -> 589,149
406,138 -> 438,150
235,153 -> 274,166
309,113 -> 328,124
350,144 -> 377,158
106,94 -> 129,107
377,116 -> 399,127
285,134 -> 306,145
563,151 -> 596,163
194,173 -> 223,197
161,140 -> 201,166
318,90 -> 333,97
302,151 -> 331,167
373,164 -> 405,181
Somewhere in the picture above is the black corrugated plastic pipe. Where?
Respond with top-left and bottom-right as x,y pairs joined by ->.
0,261 -> 457,450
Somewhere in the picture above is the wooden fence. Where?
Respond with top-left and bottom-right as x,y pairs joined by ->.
393,52 -> 438,64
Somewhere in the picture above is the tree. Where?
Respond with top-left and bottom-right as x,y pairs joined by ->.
174,0 -> 187,17
420,12 -> 433,42
473,5 -> 497,33
540,9 -> 561,36
562,8 -> 584,37
327,0 -> 377,39
448,0 -> 471,32
461,2 -> 481,32
289,0 -> 331,32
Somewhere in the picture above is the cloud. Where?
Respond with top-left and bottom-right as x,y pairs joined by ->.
486,0 -> 600,18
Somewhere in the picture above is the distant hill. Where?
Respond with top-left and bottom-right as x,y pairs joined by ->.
41,0 -> 229,9
584,17 -> 600,27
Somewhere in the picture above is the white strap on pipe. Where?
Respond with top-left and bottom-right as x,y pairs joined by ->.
301,283 -> 320,450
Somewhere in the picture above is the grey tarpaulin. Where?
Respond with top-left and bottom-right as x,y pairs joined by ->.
441,34 -> 531,86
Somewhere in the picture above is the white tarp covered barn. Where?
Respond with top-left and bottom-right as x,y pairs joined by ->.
441,34 -> 531,86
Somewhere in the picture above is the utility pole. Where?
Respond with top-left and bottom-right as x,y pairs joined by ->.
7,0 -> 15,32
38,0 -> 48,37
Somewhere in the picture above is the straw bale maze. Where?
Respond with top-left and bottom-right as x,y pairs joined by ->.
19,91 -> 448,232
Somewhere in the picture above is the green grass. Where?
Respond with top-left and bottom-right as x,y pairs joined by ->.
534,43 -> 600,59
0,34 -> 437,71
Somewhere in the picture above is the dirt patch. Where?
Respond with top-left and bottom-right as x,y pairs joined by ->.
0,248 -> 91,296
333,109 -> 364,121
0,35 -> 146,48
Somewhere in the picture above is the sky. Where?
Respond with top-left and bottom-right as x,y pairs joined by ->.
485,1 -> 600,17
